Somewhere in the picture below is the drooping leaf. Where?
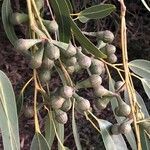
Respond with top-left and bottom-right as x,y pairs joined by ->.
0,71 -> 20,150
69,18 -> 106,58
16,92 -> 24,116
50,0 -> 71,42
72,99 -> 82,150
109,76 -> 137,150
97,119 -> 128,150
30,132 -> 50,150
2,0 -> 18,46
78,4 -> 116,23
139,126 -> 150,150
45,114 -> 55,148
129,59 -> 150,79
141,78 -> 150,99
56,122 -> 65,150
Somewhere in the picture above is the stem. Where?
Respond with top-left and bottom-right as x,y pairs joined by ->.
119,1 -> 141,149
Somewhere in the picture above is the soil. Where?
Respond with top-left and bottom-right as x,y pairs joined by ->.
0,0 -> 150,150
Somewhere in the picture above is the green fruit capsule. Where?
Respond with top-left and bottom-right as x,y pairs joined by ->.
95,96 -> 111,110
42,57 -> 54,70
119,122 -> 132,134
90,58 -> 105,75
97,30 -> 114,43
15,39 -> 43,54
35,0 -> 44,11
29,46 -> 44,69
75,74 -> 102,89
107,54 -> 117,63
73,93 -> 90,111
43,20 -> 58,33
39,69 -> 51,82
24,106 -> 34,119
94,85 -> 110,97
10,12 -> 28,25
60,86 -> 74,99
76,47 -> 91,69
45,43 -> 60,60
55,109 -> 68,124
61,99 -> 72,112
115,100 -> 131,117
66,64 -> 81,74
51,96 -> 65,109
111,124 -> 120,135
106,44 -> 116,55
65,57 -> 77,66
115,81 -> 125,92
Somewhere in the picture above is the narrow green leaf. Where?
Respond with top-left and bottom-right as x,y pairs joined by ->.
16,92 -> 24,116
56,122 -> 65,150
52,40 -> 69,50
65,0 -> 73,13
69,18 -> 107,58
97,119 -> 127,150
2,0 -> 18,46
141,78 -> 150,99
0,70 -> 20,150
78,4 -> 116,23
45,114 -> 55,148
72,99 -> 82,150
109,77 -> 137,150
50,0 -> 71,42
140,126 -> 150,150
30,132 -> 50,150
129,59 -> 150,79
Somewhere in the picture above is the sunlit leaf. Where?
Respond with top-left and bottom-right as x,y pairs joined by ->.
50,0 -> 71,42
30,132 -> 50,150
0,70 -> 20,150
129,59 -> 150,79
78,4 -> 116,23
139,126 -> 150,150
69,18 -> 107,58
2,0 -> 18,46
97,119 -> 127,150
141,78 -> 150,99
45,114 -> 55,148
72,99 -> 82,150
141,0 -> 150,12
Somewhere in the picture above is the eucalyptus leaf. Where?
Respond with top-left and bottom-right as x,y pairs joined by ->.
78,4 -> 116,23
16,92 -> 24,116
72,99 -> 82,150
141,78 -> 150,99
30,132 -> 50,150
140,126 -> 150,150
69,18 -> 107,58
97,119 -> 127,150
52,40 -> 69,50
45,114 -> 55,148
50,0 -> 71,42
2,0 -> 18,46
0,70 -> 20,150
141,0 -> 150,12
129,59 -> 150,79
56,122 -> 65,150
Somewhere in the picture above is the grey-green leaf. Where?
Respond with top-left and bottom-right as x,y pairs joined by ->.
45,114 -> 55,148
50,0 -> 71,42
140,126 -> 150,150
78,4 -> 116,23
141,78 -> 150,99
97,119 -> 127,150
0,70 -> 20,150
69,18 -> 107,58
30,132 -> 50,150
129,59 -> 150,79
2,0 -> 18,46
52,40 -> 69,50
16,92 -> 24,116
